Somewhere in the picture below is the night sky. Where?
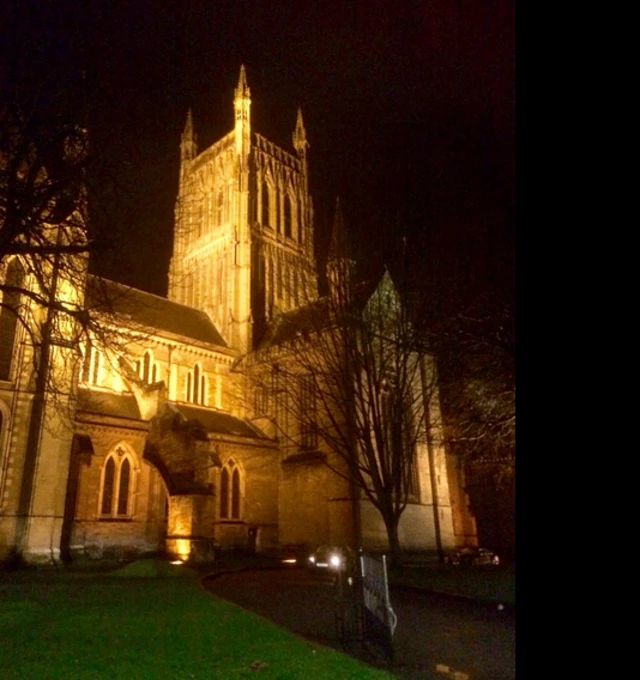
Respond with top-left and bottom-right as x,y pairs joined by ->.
2,0 -> 514,303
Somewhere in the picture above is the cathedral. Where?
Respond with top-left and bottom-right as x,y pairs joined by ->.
0,67 -> 469,565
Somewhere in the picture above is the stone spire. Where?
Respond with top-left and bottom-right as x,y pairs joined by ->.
232,65 -> 252,352
293,107 -> 310,198
180,109 -> 197,164
235,64 -> 251,101
328,197 -> 350,262
233,65 -> 251,159
293,108 -> 309,157
327,197 -> 355,301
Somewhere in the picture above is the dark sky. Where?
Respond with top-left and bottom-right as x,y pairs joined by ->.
2,0 -> 514,302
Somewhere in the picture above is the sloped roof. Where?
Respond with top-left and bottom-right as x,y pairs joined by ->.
172,403 -> 269,440
258,297 -> 330,350
257,276 -> 382,351
77,387 -> 141,421
86,275 -> 227,348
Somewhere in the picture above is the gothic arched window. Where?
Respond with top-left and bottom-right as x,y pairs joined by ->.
100,446 -> 135,518
220,458 -> 242,520
268,258 -> 274,316
261,181 -> 270,227
217,187 -> 224,226
298,203 -> 304,244
277,259 -> 283,301
0,258 -> 26,381
81,340 -> 102,386
284,194 -> 293,238
137,350 -> 158,384
193,363 -> 200,404
186,363 -> 206,405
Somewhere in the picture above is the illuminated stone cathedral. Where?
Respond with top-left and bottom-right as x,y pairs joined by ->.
0,67 -> 469,565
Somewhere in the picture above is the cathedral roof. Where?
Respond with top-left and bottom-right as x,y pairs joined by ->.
257,277 -> 382,351
86,276 -> 228,348
172,403 -> 269,440
77,388 -> 142,421
257,298 -> 330,350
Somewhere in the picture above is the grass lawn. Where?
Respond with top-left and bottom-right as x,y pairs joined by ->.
0,560 -> 393,680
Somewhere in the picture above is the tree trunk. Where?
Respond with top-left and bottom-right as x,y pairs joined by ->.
382,512 -> 402,567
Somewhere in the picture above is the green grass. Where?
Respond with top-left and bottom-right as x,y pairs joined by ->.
0,561 -> 393,680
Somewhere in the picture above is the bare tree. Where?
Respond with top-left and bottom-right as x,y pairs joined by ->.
433,295 -> 515,478
242,266 -> 442,565
0,86 -> 150,432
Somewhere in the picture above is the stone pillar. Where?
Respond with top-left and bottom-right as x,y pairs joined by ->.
165,493 -> 215,563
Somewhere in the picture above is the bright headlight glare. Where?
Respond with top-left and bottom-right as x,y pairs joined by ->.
309,556 -> 315,563
330,554 -> 341,567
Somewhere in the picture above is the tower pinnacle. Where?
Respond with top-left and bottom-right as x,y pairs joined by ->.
233,65 -> 251,130
293,108 -> 309,156
235,64 -> 251,100
328,197 -> 351,263
180,108 -> 197,164
327,198 -> 355,301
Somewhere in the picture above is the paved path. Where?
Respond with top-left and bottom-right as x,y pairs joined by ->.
203,566 -> 515,680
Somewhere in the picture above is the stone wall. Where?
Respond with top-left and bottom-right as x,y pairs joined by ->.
69,429 -> 167,560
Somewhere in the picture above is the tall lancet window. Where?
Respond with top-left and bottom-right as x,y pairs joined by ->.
298,203 -> 304,244
262,181 -> 270,227
0,258 -> 26,380
220,459 -> 242,520
268,257 -> 274,315
284,194 -> 293,238
136,350 -> 157,385
186,363 -> 206,405
81,340 -> 102,386
277,259 -> 283,302
217,187 -> 224,226
100,445 -> 135,518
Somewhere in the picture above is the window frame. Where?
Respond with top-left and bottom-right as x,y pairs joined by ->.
219,458 -> 243,521
186,362 -> 207,405
99,445 -> 136,519
81,340 -> 102,386
0,258 -> 26,381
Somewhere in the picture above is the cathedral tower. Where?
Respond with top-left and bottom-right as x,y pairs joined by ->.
168,67 -> 317,352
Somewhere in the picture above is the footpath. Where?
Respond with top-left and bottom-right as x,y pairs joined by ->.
202,554 -> 516,680
203,552 -> 516,609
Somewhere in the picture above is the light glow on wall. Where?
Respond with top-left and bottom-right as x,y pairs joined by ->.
174,538 -> 191,561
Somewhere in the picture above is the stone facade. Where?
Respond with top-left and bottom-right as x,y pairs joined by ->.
1,67 -> 470,565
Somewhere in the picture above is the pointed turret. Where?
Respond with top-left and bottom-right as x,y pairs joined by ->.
328,197 -> 352,262
293,108 -> 309,157
235,64 -> 251,101
233,64 -> 252,161
232,65 -> 252,352
293,107 -> 309,197
327,198 -> 356,302
180,109 -> 197,165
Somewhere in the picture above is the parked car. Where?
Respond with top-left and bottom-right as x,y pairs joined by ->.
307,545 -> 354,572
445,547 -> 500,567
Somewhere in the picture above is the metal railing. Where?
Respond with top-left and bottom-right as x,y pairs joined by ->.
334,550 -> 397,660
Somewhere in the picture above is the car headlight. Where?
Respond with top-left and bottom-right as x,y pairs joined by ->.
330,554 -> 342,568
309,556 -> 315,564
